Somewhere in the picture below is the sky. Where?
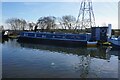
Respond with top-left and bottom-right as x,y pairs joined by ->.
1,1 -> 119,29
118,1 -> 120,29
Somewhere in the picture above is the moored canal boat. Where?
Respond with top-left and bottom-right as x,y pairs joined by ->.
2,31 -> 9,39
17,32 -> 90,47
109,36 -> 120,49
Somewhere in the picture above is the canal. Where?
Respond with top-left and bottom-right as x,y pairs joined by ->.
1,39 -> 119,78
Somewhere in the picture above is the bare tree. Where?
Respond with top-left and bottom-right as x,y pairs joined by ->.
37,16 -> 56,31
0,25 -> 4,31
61,15 -> 76,30
6,18 -> 27,30
37,17 -> 47,30
19,19 -> 27,30
57,17 -> 66,29
28,22 -> 35,31
6,18 -> 17,30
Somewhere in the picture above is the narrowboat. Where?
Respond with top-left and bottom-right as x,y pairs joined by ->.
2,31 -> 9,39
109,36 -> 120,49
17,32 -> 91,47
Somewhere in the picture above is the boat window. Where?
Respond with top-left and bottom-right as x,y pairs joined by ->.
41,34 -> 47,38
54,35 -> 63,38
75,36 -> 81,39
78,36 -> 86,40
66,35 -> 75,39
46,34 -> 53,38
65,35 -> 86,40
20,33 -> 24,36
28,33 -> 35,37
36,34 -> 42,37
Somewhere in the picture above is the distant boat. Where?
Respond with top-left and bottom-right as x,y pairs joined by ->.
17,32 -> 97,47
109,36 -> 120,49
2,31 -> 9,39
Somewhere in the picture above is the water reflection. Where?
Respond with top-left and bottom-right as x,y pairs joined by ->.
0,38 -> 9,43
2,39 -> 119,78
19,42 -> 113,60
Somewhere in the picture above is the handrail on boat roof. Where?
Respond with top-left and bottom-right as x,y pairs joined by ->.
21,31 -> 88,36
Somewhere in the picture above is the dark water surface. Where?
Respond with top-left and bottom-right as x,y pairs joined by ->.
1,39 -> 119,78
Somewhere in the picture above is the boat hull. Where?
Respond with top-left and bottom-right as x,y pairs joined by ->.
111,43 -> 120,49
2,35 -> 8,39
17,36 -> 87,47
87,41 -> 97,47
109,38 -> 120,49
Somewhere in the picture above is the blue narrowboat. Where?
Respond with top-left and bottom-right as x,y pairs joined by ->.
17,32 -> 89,47
109,36 -> 120,49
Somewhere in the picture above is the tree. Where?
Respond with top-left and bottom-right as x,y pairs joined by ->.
0,25 -> 4,31
6,18 -> 27,30
37,16 -> 56,31
60,15 -> 76,30
19,19 -> 27,30
57,17 -> 66,29
28,22 -> 35,31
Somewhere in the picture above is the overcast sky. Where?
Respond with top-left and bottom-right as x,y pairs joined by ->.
1,0 -> 119,29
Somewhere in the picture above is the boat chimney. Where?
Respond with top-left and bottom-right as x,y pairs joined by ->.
107,24 -> 112,37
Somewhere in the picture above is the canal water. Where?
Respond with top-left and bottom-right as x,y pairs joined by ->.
1,39 -> 119,78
